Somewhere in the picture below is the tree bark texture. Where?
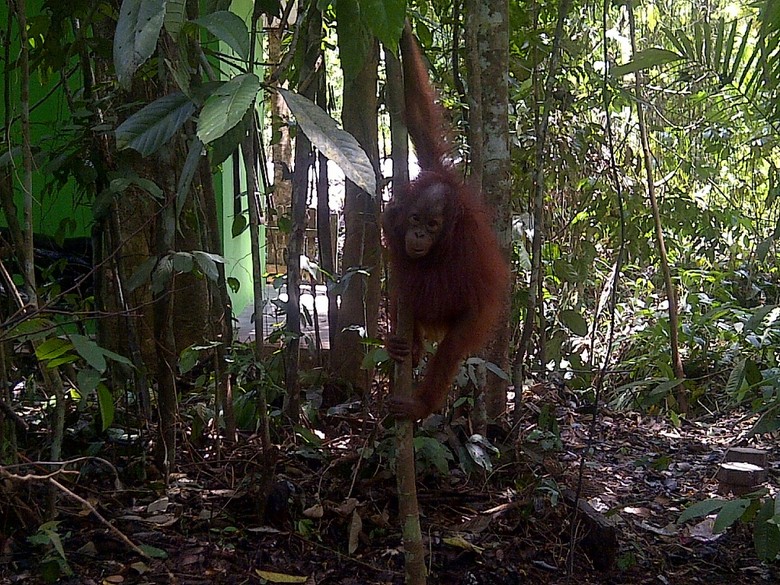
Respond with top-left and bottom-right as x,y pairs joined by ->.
468,0 -> 513,420
332,41 -> 381,390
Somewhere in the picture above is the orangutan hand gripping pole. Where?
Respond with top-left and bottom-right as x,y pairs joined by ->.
383,24 -> 510,421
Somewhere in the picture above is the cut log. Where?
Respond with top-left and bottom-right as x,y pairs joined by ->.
562,488 -> 619,571
717,462 -> 767,495
724,447 -> 768,468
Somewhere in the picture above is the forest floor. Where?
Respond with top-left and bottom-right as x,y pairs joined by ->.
1,383 -> 778,585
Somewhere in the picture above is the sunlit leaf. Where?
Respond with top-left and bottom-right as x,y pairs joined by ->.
279,89 -> 376,195
611,48 -> 683,77
96,384 -> 115,431
198,74 -> 261,145
36,338 -> 72,362
254,570 -> 308,583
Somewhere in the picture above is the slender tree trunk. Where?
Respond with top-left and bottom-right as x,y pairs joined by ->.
315,64 -> 336,357
268,15 -> 293,275
241,6 -> 275,521
468,1 -> 512,422
512,0 -> 573,422
285,9 -> 322,421
332,40 -> 381,391
387,45 -> 426,585
626,3 -> 686,411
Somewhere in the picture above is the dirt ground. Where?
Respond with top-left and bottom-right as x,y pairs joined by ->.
1,386 -> 777,584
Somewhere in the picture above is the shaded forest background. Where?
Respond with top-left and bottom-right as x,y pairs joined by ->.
0,0 -> 779,582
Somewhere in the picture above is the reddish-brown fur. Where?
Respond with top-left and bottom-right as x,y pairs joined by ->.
383,25 -> 510,420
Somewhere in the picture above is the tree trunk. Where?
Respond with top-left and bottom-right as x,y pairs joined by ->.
467,0 -> 512,421
285,9 -> 322,421
512,0 -> 573,422
627,2 -> 686,411
332,41 -> 381,391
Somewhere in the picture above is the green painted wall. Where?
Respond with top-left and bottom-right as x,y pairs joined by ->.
0,0 -> 265,320
217,0 -> 266,319
1,0 -> 92,240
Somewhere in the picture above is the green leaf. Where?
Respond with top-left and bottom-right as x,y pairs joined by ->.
164,0 -> 186,37
36,338 -> 73,362
194,11 -> 251,61
197,74 -> 261,145
193,250 -> 224,281
172,252 -> 194,273
485,361 -> 509,380
362,0 -> 406,53
279,88 -> 377,195
756,237 -> 774,262
648,378 -> 684,400
232,213 -> 248,237
754,517 -> 780,561
128,256 -> 158,292
116,92 -> 196,156
176,138 -> 205,219
139,544 -> 169,559
100,348 -> 133,367
179,346 -> 199,375
152,254 -> 174,294
77,368 -> 101,394
678,498 -> 726,523
414,436 -> 453,475
745,305 -> 778,331
611,48 -> 683,77
114,0 -> 167,89
560,309 -> 589,336
725,359 -> 746,396
713,498 -> 750,533
96,384 -> 115,431
209,115 -> 247,166
70,334 -> 107,373
335,0 -> 373,81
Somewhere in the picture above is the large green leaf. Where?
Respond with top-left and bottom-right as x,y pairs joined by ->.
713,498 -> 750,533
96,384 -> 115,431
362,0 -> 406,53
176,138 -> 205,219
193,11 -> 251,61
678,498 -> 726,523
279,88 -> 377,195
611,48 -> 683,77
193,250 -> 225,281
114,0 -> 167,89
70,334 -> 107,373
164,0 -> 187,37
197,74 -> 261,145
560,309 -> 589,336
116,92 -> 196,156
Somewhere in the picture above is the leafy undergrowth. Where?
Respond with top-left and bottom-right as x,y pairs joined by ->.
1,387 -> 777,585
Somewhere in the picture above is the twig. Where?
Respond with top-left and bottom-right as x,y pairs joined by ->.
48,477 -> 150,559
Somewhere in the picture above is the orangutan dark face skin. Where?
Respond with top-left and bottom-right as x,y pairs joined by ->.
382,26 -> 510,422
403,188 -> 446,259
